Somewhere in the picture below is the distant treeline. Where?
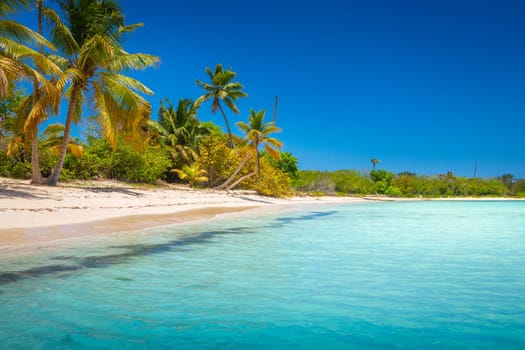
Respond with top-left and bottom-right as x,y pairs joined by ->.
293,169 -> 525,197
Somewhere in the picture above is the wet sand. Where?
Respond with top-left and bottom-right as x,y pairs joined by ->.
0,206 -> 259,247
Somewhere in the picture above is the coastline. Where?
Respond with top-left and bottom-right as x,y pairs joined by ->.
0,178 -> 363,249
1,178 -> 522,250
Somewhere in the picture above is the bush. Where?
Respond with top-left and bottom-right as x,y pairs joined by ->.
264,151 -> 298,180
10,161 -> 31,179
0,152 -> 11,177
57,138 -> 171,183
330,170 -> 374,194
253,157 -> 291,197
196,136 -> 251,187
293,170 -> 336,194
107,143 -> 171,183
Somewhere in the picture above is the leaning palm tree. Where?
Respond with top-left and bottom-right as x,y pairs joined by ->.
218,109 -> 282,191
195,64 -> 247,148
43,0 -> 159,185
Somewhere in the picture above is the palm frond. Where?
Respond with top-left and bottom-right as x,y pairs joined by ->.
0,19 -> 55,51
78,34 -> 116,68
92,83 -> 116,146
0,0 -> 33,16
0,56 -> 23,96
223,97 -> 240,114
113,22 -> 143,41
94,74 -> 151,146
43,7 -> 79,55
39,123 -> 84,158
99,72 -> 154,95
0,36 -> 42,59
264,144 -> 281,159
107,51 -> 160,71
66,142 -> 83,158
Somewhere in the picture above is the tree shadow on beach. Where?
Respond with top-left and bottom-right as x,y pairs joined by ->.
0,186 -> 46,199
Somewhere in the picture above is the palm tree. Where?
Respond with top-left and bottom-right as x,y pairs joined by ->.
371,158 -> 381,170
148,98 -> 210,167
2,110 -> 82,163
237,109 -> 282,178
195,64 -> 247,148
1,0 -> 66,183
218,109 -> 282,191
43,0 -> 159,185
172,164 -> 208,187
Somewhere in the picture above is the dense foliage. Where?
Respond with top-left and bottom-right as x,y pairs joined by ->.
293,169 -> 524,197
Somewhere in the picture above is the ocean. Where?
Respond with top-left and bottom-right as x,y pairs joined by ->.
1,201 -> 524,349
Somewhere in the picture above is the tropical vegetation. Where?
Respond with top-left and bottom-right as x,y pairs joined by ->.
293,169 -> 524,197
1,1 -> 523,198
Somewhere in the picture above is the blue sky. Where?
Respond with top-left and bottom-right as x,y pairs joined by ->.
14,0 -> 525,177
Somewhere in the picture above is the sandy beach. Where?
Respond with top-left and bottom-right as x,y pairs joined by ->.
0,177 -> 363,247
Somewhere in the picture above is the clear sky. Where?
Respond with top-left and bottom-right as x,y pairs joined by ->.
15,0 -> 525,177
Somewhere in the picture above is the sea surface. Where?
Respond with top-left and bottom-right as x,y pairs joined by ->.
0,201 -> 524,349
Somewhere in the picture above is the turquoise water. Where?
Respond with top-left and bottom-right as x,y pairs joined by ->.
1,201 -> 524,349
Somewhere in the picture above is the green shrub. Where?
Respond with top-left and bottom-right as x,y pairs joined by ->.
293,170 -> 336,194
264,151 -> 298,180
10,161 -> 31,179
57,138 -> 171,183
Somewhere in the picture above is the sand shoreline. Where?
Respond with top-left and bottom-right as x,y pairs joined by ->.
1,177 -> 522,249
0,178 -> 363,248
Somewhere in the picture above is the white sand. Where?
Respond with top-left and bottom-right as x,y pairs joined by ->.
0,177 -> 363,247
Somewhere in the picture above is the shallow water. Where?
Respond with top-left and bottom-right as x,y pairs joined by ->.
1,201 -> 524,349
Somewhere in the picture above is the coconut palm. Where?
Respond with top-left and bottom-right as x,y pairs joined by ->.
148,98 -> 210,167
371,158 -> 381,170
218,109 -> 282,191
1,107 -> 82,167
27,0 -> 48,184
43,0 -> 159,185
195,64 -> 247,148
1,0 -> 67,183
237,109 -> 282,178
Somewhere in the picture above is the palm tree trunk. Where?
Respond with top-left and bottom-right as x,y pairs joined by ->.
30,79 -> 44,184
255,146 -> 260,180
218,104 -> 235,148
225,171 -> 256,191
216,152 -> 251,190
46,85 -> 80,186
30,0 -> 45,185
30,124 -> 44,184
